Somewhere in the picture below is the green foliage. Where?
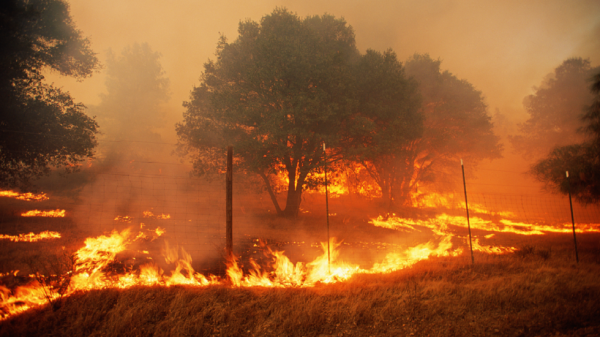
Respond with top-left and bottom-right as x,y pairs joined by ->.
511,58 -> 599,158
0,0 -> 100,189
531,69 -> 600,204
177,8 -> 359,217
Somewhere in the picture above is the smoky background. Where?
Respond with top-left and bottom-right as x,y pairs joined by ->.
11,0 -> 599,272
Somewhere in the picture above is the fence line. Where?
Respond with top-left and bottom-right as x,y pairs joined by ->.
2,161 -> 599,270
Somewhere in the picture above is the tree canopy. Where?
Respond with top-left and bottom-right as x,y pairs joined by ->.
0,0 -> 100,189
342,49 -> 422,207
531,69 -> 600,204
511,58 -> 599,159
177,10 -> 503,216
177,8 -> 362,217
398,54 -> 502,204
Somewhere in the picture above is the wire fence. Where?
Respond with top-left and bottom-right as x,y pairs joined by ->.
2,156 -> 599,271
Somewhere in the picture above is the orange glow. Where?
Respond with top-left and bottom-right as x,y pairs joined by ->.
471,237 -> 516,254
274,163 -> 381,198
114,215 -> 133,223
0,231 -> 61,242
0,225 -> 478,319
20,209 -> 65,217
143,211 -> 171,220
410,191 -> 515,217
370,235 -> 462,274
370,213 -> 600,236
0,190 -> 49,201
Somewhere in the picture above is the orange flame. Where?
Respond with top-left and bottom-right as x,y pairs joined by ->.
273,163 -> 381,198
21,209 -> 65,217
114,215 -> 133,223
0,219 -> 526,320
0,231 -> 61,242
143,211 -> 171,220
370,213 -> 600,236
370,235 -> 461,273
0,190 -> 49,201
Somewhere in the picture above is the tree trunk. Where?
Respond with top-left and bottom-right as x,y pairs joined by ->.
259,171 -> 283,216
280,162 -> 308,218
282,188 -> 302,218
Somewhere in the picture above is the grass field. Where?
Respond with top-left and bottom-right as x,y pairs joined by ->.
1,245 -> 600,337
1,203 -> 600,336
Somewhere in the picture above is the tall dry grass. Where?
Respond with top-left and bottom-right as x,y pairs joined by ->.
1,244 -> 599,337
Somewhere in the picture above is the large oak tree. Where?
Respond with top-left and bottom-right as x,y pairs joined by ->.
177,8 -> 361,217
0,0 -> 100,189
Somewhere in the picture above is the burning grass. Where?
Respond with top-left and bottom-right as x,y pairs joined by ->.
0,191 -> 49,202
0,231 -> 61,242
20,210 -> 65,218
1,198 -> 599,336
1,246 -> 599,337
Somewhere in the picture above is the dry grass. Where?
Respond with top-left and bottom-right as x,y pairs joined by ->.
1,245 -> 600,337
1,207 -> 599,336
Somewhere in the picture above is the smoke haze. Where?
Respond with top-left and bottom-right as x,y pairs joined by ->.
41,0 -> 600,195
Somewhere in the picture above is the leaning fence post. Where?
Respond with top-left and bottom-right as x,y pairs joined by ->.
226,146 -> 233,258
324,142 -> 331,275
566,171 -> 579,263
461,159 -> 474,265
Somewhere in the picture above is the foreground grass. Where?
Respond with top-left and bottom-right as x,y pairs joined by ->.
1,247 -> 599,337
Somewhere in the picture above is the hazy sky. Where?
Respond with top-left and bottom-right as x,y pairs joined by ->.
47,0 -> 600,147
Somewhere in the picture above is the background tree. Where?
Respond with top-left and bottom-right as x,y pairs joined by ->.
177,8 -> 358,217
343,49 -> 422,208
0,0 -> 100,189
531,71 -> 600,204
400,54 -> 502,204
510,58 -> 600,159
91,43 -> 170,161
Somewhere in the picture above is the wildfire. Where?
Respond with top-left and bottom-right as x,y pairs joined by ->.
471,237 -> 516,254
143,211 -> 171,220
410,190 -> 515,217
370,235 -> 461,273
0,224 -> 474,319
0,231 -> 61,242
0,190 -> 49,201
370,213 -> 600,236
114,215 -> 133,223
20,209 -> 65,217
273,163 -> 381,198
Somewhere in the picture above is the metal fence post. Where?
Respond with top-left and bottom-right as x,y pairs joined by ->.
226,146 -> 233,257
461,159 -> 474,265
566,171 -> 579,263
